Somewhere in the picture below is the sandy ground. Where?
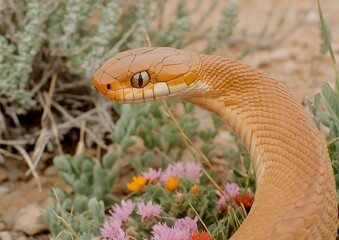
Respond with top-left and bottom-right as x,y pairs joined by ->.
0,0 -> 338,239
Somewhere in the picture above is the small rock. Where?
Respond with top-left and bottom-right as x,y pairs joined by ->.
12,232 -> 27,240
305,11 -> 318,23
14,204 -> 48,236
0,231 -> 12,240
280,60 -> 298,74
126,135 -> 145,154
4,162 -> 22,182
16,237 -> 27,240
0,167 -> 7,182
0,185 -> 10,194
178,149 -> 195,163
269,48 -> 292,62
43,165 -> 57,177
0,221 -> 6,231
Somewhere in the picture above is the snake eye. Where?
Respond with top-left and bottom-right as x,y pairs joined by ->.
131,71 -> 150,88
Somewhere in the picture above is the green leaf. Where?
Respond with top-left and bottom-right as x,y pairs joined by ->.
314,93 -> 322,108
103,194 -> 119,205
74,179 -> 91,195
88,198 -> 105,224
318,0 -> 339,94
103,152 -> 118,169
73,195 -> 89,214
120,138 -> 135,152
129,158 -> 142,172
318,111 -> 332,126
321,82 -> 339,122
50,188 -> 70,202
59,172 -> 76,187
335,174 -> 339,184
107,169 -> 119,186
54,155 -> 72,173
112,121 -> 126,142
93,163 -> 106,186
140,151 -> 153,169
82,160 -> 94,174
61,198 -> 73,211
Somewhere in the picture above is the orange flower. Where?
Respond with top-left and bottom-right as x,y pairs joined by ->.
126,175 -> 147,192
164,176 -> 179,192
234,193 -> 254,209
190,231 -> 214,240
191,184 -> 199,196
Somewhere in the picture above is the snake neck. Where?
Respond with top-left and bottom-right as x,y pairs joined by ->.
184,54 -> 337,239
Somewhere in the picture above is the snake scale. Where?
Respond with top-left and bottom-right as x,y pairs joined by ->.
92,47 -> 338,239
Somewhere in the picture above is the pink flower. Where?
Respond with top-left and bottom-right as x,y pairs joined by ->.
224,183 -> 240,199
99,218 -> 129,240
216,182 -> 240,211
151,222 -> 189,240
174,216 -> 198,232
151,222 -> 172,239
172,162 -> 185,177
184,163 -> 202,182
160,162 -> 185,182
136,201 -> 161,220
216,183 -> 240,201
216,197 -> 227,211
100,219 -> 122,238
109,199 -> 135,222
114,229 -> 130,240
142,168 -> 162,181
151,217 -> 198,240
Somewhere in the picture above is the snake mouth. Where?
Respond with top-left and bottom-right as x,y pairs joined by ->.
101,80 -> 191,104
105,94 -> 173,104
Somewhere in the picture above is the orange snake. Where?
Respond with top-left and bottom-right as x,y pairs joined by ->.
93,47 -> 338,239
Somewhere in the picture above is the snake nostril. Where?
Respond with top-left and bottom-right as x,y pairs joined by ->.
106,84 -> 111,90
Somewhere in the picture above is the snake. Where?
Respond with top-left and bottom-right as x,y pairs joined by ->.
92,47 -> 338,239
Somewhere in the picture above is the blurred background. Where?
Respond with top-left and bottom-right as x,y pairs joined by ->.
0,0 -> 338,239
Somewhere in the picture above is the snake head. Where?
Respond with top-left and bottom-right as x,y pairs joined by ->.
92,47 -> 200,103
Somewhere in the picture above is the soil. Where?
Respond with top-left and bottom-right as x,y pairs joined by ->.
0,0 -> 339,239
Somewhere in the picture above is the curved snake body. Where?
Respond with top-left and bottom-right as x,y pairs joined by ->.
93,47 -> 338,239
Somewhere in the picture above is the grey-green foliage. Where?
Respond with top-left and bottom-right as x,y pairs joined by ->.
46,100 -> 225,238
53,154 -> 120,205
153,0 -> 189,48
225,132 -> 256,193
0,0 -> 49,106
205,2 -> 239,54
319,15 -> 332,55
112,101 -> 207,172
127,0 -> 154,49
318,1 -> 339,161
45,153 -> 118,239
44,189 -> 105,240
0,0 -> 238,110
316,82 -> 339,196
